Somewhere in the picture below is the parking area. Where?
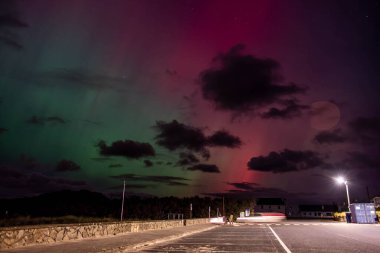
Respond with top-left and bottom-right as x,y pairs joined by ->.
136,225 -> 287,252
134,222 -> 380,253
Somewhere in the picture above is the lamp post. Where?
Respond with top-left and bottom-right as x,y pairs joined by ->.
336,176 -> 351,212
121,180 -> 126,221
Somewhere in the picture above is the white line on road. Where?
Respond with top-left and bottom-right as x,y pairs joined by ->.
268,225 -> 292,253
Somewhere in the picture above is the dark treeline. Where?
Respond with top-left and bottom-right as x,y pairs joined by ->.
0,190 -> 253,221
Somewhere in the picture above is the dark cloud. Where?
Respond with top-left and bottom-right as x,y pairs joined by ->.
110,173 -> 190,186
108,163 -> 123,168
0,1 -> 28,50
26,115 -> 66,125
97,140 -> 155,159
313,129 -> 348,144
154,120 -> 241,159
207,130 -> 242,148
56,160 -> 81,172
144,160 -> 153,167
203,186 -> 322,203
166,181 -> 188,186
347,151 -> 380,169
187,164 -> 220,173
349,116 -> 380,133
261,99 -> 309,119
154,120 -> 207,152
227,182 -> 259,191
107,183 -> 153,190
247,149 -> 326,173
0,127 -> 8,134
349,116 -> 380,144
0,165 -> 87,197
177,152 -> 200,166
203,186 -> 290,199
199,44 -> 306,115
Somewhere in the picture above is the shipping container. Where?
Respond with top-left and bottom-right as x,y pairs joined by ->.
349,203 -> 377,224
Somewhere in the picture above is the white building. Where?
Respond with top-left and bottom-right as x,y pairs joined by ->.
255,198 -> 286,214
299,205 -> 338,218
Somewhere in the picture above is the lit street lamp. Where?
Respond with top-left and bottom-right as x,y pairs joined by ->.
336,176 -> 351,212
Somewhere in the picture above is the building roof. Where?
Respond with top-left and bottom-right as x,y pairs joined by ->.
299,205 -> 338,212
256,198 -> 285,205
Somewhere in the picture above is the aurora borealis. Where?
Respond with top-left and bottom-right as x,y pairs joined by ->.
0,0 -> 379,204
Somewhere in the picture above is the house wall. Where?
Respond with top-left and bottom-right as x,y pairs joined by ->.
254,205 -> 285,213
300,211 -> 334,218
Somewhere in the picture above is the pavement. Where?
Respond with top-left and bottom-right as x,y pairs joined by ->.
0,223 -> 217,253
137,221 -> 380,253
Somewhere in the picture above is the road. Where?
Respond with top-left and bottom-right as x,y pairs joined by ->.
133,221 -> 380,253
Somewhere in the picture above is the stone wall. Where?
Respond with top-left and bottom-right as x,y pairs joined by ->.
0,218 -> 209,249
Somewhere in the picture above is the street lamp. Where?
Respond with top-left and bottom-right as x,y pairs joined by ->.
335,176 -> 351,212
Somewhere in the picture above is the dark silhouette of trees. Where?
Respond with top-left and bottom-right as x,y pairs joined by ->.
0,190 -> 254,224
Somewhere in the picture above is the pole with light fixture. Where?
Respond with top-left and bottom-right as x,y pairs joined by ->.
336,176 -> 351,212
121,180 -> 126,221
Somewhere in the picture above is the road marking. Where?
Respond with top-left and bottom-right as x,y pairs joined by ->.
268,225 -> 292,253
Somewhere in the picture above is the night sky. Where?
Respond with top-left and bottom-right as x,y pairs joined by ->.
1,0 -> 379,204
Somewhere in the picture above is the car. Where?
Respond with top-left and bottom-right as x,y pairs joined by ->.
209,216 -> 226,224
236,212 -> 286,223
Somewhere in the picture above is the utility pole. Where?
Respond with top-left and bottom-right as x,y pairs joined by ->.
222,196 -> 225,217
190,203 -> 192,219
121,180 -> 126,221
366,186 -> 370,202
208,206 -> 211,218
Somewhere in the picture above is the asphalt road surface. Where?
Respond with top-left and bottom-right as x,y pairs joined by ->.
132,222 -> 380,253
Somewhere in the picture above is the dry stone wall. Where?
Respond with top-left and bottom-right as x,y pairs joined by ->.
0,218 -> 209,249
